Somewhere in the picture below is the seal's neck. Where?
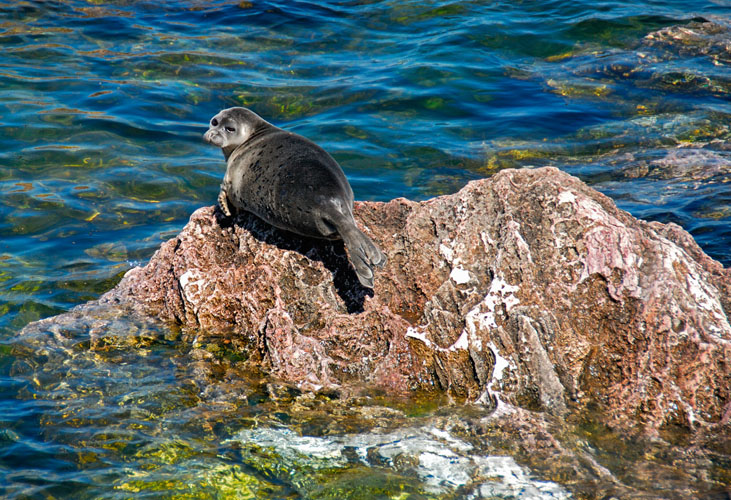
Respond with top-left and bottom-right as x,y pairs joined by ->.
222,145 -> 237,161
222,124 -> 273,161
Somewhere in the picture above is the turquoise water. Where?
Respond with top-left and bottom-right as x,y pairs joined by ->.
1,1 -> 730,498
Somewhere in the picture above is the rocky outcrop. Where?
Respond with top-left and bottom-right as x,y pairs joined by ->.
28,167 -> 731,434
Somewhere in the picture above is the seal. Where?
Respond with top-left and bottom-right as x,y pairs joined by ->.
204,107 -> 386,288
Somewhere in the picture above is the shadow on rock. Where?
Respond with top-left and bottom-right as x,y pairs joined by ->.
214,206 -> 373,314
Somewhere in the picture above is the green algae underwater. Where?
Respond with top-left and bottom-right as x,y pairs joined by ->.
1,0 -> 730,498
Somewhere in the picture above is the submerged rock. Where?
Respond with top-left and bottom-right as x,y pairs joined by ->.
643,16 -> 731,66
22,167 -> 731,436
230,426 -> 572,498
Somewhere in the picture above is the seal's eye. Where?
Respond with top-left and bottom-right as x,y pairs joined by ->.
211,118 -> 218,126
225,126 -> 236,133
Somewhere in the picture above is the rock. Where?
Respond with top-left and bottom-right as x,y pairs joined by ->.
643,17 -> 731,65
228,425 -> 572,498
23,167 -> 731,434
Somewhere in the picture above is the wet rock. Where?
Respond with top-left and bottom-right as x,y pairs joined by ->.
643,17 -> 731,65
646,147 -> 731,181
24,167 -> 731,435
230,425 -> 572,498
619,146 -> 731,183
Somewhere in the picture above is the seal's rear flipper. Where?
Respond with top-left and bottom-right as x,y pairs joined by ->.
334,220 -> 386,289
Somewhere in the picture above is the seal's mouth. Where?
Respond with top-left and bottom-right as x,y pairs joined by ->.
203,129 -> 224,147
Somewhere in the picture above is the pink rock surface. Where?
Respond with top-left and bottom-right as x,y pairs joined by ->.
90,166 -> 731,433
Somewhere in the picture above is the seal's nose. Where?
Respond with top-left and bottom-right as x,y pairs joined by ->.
203,129 -> 223,146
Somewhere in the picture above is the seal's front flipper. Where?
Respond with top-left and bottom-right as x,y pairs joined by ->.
217,185 -> 233,217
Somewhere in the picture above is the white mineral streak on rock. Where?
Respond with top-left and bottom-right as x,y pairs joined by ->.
557,190 -> 577,205
406,326 -> 433,349
465,276 -> 521,332
231,427 -> 571,498
451,330 -> 469,350
460,277 -> 520,407
480,231 -> 494,250
179,270 -> 206,310
507,220 -> 533,263
482,340 -> 515,410
439,242 -> 455,262
488,341 -> 511,382
450,266 -> 472,284
406,327 -> 469,352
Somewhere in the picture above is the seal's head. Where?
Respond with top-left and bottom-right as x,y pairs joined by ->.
204,107 -> 269,159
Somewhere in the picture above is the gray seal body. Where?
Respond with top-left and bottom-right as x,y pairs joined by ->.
204,107 -> 386,288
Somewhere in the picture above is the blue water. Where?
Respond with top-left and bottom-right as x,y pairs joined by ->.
1,1 -> 730,498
